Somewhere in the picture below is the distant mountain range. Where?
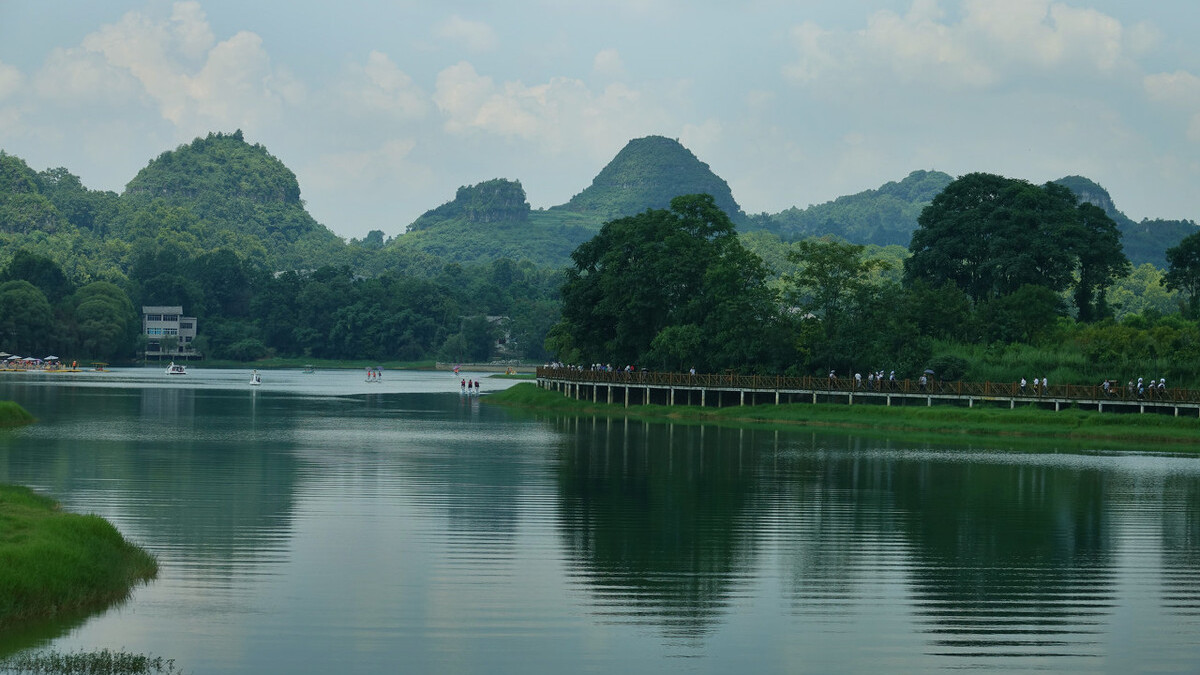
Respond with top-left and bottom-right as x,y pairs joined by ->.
0,133 -> 1195,276
387,135 -> 1196,268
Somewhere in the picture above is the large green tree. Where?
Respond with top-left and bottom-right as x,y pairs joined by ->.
904,174 -> 1128,321
1163,230 -> 1200,317
550,194 -> 782,371
72,281 -> 137,361
784,238 -> 931,376
0,280 -> 54,355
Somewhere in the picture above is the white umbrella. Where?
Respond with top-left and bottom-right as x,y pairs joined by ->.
45,355 -> 59,361
6,355 -> 20,360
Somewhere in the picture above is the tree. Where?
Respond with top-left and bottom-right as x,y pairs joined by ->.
905,174 -> 1074,301
1164,231 -> 1200,317
72,281 -> 137,361
0,281 -> 54,355
550,194 -> 781,371
784,238 -> 889,325
1069,201 -> 1129,321
1,249 -> 75,303
905,173 -> 1128,322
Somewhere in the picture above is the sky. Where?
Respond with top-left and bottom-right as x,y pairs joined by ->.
1,0 -> 1199,240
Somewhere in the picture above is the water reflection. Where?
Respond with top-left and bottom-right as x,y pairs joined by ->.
554,417 -> 760,645
0,382 -> 300,596
3,374 -> 1200,673
547,414 -> 1200,670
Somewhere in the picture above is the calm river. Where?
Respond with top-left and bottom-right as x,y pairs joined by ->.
0,368 -> 1198,674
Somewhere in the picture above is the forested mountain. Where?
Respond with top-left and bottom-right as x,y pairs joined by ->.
122,131 -> 349,271
551,135 -> 745,224
1053,176 -> 1198,267
748,170 -> 953,246
386,136 -> 747,267
384,178 -> 598,268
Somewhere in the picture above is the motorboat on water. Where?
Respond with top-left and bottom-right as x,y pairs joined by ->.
250,370 -> 262,386
165,362 -> 186,375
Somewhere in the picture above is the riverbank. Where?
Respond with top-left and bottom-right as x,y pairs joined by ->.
488,383 -> 1200,449
0,485 -> 158,630
0,401 -> 34,428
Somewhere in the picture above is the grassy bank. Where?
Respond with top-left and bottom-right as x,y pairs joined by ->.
488,383 -> 1200,449
0,402 -> 34,428
0,486 -> 158,630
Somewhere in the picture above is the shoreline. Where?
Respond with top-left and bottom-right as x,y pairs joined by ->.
0,485 -> 158,632
487,383 -> 1200,451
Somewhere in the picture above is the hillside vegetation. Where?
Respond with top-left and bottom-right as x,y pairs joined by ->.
1,130 -> 1197,374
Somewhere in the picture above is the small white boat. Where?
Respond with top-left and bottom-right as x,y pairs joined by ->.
165,362 -> 186,375
250,370 -> 262,386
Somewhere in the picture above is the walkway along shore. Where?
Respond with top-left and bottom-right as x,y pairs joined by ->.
536,368 -> 1200,418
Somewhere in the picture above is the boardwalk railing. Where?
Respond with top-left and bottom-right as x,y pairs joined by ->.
536,367 -> 1200,412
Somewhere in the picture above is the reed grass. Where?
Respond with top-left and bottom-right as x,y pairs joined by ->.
0,649 -> 180,674
0,486 -> 157,630
488,383 -> 1200,449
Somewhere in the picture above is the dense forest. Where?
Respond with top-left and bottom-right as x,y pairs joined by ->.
1,131 -> 1199,385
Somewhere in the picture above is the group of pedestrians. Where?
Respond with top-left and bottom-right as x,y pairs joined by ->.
1018,376 -> 1049,395
828,369 -> 900,391
1124,376 -> 1167,399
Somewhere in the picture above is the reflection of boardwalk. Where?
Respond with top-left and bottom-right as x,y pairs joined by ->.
537,368 -> 1200,417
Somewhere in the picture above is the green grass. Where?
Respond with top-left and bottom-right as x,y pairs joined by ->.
488,383 -> 1200,450
0,402 -> 34,428
0,486 -> 157,630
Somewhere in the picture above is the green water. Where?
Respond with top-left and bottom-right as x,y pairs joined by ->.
0,369 -> 1197,674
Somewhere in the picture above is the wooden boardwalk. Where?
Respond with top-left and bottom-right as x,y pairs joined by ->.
536,368 -> 1200,417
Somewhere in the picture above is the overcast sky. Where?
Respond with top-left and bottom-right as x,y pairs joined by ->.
2,1 -> 1198,240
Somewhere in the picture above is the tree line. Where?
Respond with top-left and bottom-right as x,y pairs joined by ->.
0,247 -> 560,365
548,176 -> 1200,387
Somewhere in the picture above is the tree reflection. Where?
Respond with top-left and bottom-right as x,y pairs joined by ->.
554,417 -> 762,643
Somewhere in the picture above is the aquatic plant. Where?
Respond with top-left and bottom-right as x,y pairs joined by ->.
0,648 -> 181,674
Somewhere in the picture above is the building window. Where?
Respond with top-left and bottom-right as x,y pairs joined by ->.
146,314 -> 163,322
148,342 -> 160,351
147,328 -> 163,336
180,322 -> 193,329
163,315 -> 179,321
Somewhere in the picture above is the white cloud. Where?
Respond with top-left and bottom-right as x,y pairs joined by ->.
432,61 -> 674,160
308,138 -> 420,190
169,1 -> 216,61
1145,70 -> 1200,142
35,46 -> 142,104
340,51 -> 427,119
786,0 -> 1142,89
592,48 -> 624,79
1144,70 -> 1200,105
186,31 -> 300,129
680,119 -> 722,157
0,61 -> 26,101
435,15 -> 499,53
33,2 -> 300,134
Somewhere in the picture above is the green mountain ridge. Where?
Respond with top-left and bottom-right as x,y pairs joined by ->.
1052,175 -> 1197,268
1,132 -> 1196,279
551,135 -> 745,223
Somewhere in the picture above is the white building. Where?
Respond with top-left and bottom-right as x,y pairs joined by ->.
142,305 -> 199,360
